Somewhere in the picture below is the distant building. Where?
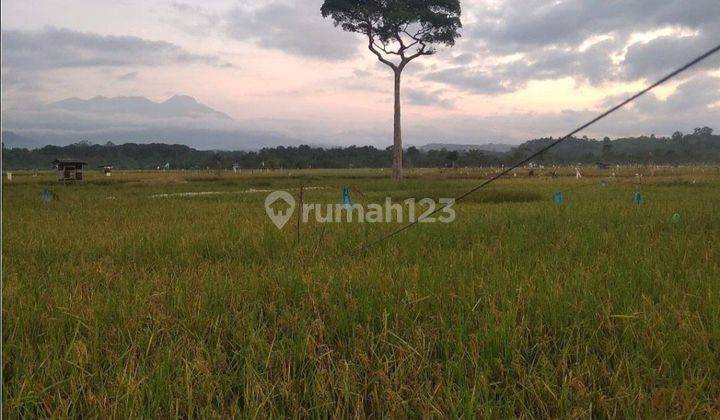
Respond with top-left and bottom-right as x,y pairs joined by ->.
98,165 -> 113,176
52,159 -> 86,182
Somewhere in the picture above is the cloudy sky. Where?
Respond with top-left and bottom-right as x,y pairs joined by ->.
2,0 -> 719,147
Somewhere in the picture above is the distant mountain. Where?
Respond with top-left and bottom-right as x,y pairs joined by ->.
1,131 -> 42,149
1,95 -> 306,150
420,143 -> 513,153
48,95 -> 232,120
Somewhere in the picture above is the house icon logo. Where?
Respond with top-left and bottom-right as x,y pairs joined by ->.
264,190 -> 296,229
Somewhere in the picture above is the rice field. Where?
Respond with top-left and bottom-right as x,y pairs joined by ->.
3,166 -> 720,417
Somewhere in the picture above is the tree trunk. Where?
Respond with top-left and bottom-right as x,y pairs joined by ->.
392,69 -> 403,181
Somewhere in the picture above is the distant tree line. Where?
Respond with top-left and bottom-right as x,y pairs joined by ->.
2,127 -> 718,170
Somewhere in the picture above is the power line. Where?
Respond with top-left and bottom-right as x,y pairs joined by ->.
356,43 -> 720,253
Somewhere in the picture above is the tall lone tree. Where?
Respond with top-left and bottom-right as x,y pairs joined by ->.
321,0 -> 462,181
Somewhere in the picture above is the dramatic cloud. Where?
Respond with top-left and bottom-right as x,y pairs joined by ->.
1,27 -> 230,71
422,0 -> 720,94
498,39 -> 618,84
633,75 -> 720,115
424,38 -> 619,94
473,0 -> 720,51
622,32 -> 720,80
225,1 -> 360,60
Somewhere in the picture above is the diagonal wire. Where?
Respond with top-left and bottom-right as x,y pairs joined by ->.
356,43 -> 720,254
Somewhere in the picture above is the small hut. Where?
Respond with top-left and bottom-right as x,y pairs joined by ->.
98,164 -> 113,176
52,159 -> 86,182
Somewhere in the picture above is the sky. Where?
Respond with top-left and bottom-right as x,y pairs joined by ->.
2,0 -> 719,148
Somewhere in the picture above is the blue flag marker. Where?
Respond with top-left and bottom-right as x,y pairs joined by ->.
342,187 -> 352,209
601,180 -> 607,188
553,191 -> 564,205
41,188 -> 52,203
634,191 -> 643,205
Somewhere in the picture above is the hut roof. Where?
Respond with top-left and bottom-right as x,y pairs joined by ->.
52,159 -> 87,165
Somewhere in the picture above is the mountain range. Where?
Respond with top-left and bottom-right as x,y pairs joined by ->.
1,94 -> 515,152
1,95 -> 307,150
48,95 -> 233,120
1,131 -> 42,149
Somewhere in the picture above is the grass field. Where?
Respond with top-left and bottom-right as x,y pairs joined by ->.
3,166 -> 720,417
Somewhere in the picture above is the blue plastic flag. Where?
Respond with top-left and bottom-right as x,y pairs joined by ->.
553,191 -> 564,205
600,181 -> 607,188
342,187 -> 352,209
634,191 -> 643,205
41,188 -> 52,203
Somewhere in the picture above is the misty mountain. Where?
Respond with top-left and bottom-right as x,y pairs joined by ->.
420,143 -> 513,153
48,95 -> 233,120
1,131 -> 42,149
1,95 -> 308,150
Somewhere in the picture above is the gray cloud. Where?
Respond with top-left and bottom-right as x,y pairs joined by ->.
424,67 -> 513,95
430,38 -> 620,94
164,2 -> 222,36
117,71 -> 139,81
622,33 -> 720,81
1,27 -> 231,70
422,0 -> 720,94
473,0 -> 720,52
499,39 -> 618,85
405,89 -> 455,108
400,75 -> 720,144
451,53 -> 475,65
633,75 -> 720,115
1,69 -> 45,93
225,1 -> 360,60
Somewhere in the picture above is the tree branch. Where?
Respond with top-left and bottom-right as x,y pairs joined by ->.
398,40 -> 433,70
403,26 -> 432,42
361,16 -> 437,72
367,35 -> 397,70
362,13 -> 398,70
394,31 -> 407,51
373,40 -> 401,56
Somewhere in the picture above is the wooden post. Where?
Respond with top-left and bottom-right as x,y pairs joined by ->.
296,185 -> 304,243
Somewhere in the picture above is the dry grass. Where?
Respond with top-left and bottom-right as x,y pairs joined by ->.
3,166 -> 720,417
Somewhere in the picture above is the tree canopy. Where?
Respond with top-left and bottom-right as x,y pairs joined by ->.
321,0 -> 462,70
